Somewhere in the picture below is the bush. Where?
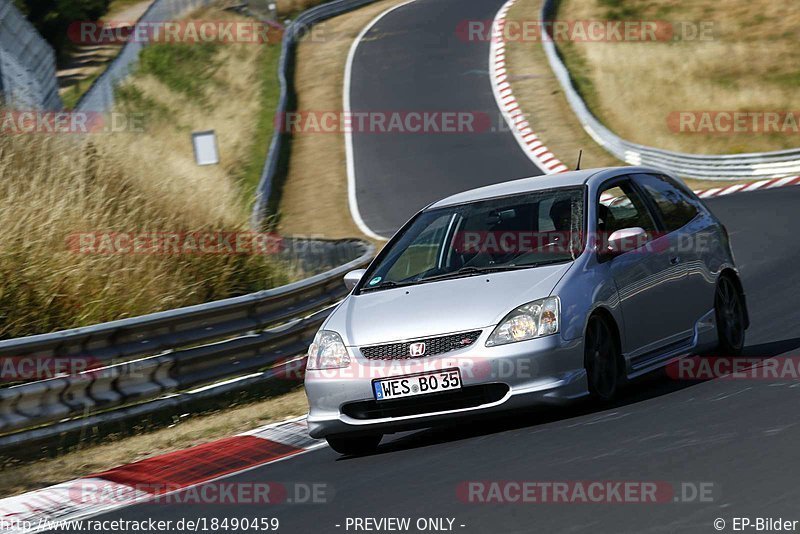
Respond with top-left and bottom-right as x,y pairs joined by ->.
14,0 -> 111,60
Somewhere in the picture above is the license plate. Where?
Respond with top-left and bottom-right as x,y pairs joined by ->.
373,369 -> 461,401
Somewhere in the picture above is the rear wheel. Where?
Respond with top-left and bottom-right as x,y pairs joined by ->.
326,434 -> 382,456
585,315 -> 620,401
715,276 -> 745,355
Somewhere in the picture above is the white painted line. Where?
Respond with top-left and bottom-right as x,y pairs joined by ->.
344,0 -> 421,242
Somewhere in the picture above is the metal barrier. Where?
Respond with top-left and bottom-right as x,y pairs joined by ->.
0,239 -> 373,453
250,0 -> 381,227
539,0 -> 800,181
0,0 -> 61,110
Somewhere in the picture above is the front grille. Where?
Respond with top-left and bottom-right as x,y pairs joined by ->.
360,330 -> 482,360
341,384 -> 509,420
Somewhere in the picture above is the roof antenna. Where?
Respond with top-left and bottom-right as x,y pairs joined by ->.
575,149 -> 583,171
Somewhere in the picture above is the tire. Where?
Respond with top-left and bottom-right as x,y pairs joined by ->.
715,275 -> 746,356
326,434 -> 382,456
584,315 -> 620,401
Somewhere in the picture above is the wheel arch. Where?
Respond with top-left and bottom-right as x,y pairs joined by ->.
719,268 -> 750,329
585,306 -> 625,377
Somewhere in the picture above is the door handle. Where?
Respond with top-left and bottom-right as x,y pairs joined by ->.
670,256 -> 681,265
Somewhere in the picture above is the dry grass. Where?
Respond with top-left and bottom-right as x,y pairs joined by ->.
0,7 -> 288,338
505,0 -> 623,171
504,0 -> 764,191
556,0 -> 800,154
276,0 -> 326,16
275,0 -> 406,245
0,388 -> 309,497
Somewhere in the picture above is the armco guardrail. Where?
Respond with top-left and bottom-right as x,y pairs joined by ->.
251,0 -> 381,227
0,238 -> 373,453
0,0 -> 61,110
539,0 -> 800,181
76,0 -> 214,112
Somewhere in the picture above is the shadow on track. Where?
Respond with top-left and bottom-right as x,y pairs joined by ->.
335,336 -> 800,460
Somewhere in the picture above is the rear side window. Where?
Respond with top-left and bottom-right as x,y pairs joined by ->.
635,174 -> 699,231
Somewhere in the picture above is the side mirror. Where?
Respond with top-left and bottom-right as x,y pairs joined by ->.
343,269 -> 367,291
604,227 -> 647,258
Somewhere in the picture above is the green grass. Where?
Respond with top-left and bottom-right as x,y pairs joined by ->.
114,84 -> 174,125
555,39 -> 603,121
60,71 -> 101,110
108,0 -> 149,13
137,42 -> 223,101
596,0 -> 643,20
764,70 -> 800,88
238,43 -> 283,207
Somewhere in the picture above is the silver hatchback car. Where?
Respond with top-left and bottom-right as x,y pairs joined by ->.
305,167 -> 749,455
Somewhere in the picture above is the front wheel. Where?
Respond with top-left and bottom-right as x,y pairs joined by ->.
326,434 -> 382,456
715,276 -> 745,355
585,315 -> 620,401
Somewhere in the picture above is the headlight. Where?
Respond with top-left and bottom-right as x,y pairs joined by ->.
306,330 -> 351,369
485,297 -> 560,346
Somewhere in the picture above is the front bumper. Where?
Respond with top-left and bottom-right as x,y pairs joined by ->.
304,330 -> 587,438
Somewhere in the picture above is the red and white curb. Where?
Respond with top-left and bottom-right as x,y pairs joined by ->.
490,0 -> 568,175
692,175 -> 800,198
489,0 -> 800,197
0,415 -> 321,533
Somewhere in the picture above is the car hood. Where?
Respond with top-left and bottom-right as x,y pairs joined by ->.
326,263 -> 573,346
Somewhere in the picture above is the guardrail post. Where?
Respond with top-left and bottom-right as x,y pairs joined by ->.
89,366 -> 123,407
0,387 -> 25,433
115,356 -> 171,402
61,374 -> 96,414
13,378 -> 70,428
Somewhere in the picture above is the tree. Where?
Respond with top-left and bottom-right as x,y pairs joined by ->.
14,0 -> 112,60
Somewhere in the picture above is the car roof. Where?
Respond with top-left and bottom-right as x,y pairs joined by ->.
427,166 -> 663,209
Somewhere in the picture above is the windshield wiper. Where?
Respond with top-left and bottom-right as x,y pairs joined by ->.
419,265 -> 504,282
420,259 -> 573,283
359,280 -> 416,292
505,258 -> 572,269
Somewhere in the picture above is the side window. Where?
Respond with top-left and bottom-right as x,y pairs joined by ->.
634,174 -> 699,232
597,181 -> 657,240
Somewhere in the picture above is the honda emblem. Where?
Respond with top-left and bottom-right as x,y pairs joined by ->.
409,342 -> 426,356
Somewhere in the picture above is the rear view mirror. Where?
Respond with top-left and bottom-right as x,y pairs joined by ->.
605,227 -> 647,257
343,269 -> 367,290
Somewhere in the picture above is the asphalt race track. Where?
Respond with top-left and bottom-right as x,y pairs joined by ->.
348,0 -> 541,237
71,187 -> 800,534
64,0 -> 800,531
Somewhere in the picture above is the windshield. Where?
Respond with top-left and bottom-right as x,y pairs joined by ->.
358,186 -> 585,292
